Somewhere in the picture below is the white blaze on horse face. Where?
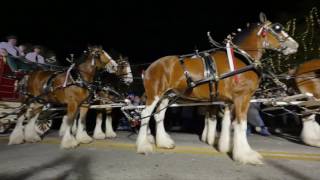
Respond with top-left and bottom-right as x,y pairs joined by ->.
107,59 -> 118,73
279,30 -> 299,55
103,51 -> 118,73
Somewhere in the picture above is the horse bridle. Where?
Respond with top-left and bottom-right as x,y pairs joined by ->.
257,22 -> 290,52
116,60 -> 133,84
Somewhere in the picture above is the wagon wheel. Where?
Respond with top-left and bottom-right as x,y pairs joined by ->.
0,119 -> 12,134
35,119 -> 52,135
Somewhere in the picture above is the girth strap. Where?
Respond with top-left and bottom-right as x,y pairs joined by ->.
179,53 -> 219,101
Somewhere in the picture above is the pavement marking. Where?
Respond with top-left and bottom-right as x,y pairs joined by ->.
0,137 -> 320,162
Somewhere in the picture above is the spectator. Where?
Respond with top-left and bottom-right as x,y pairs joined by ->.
25,45 -> 45,64
133,95 -> 141,106
0,35 -> 22,57
18,44 -> 27,57
0,35 -> 31,72
247,102 -> 271,136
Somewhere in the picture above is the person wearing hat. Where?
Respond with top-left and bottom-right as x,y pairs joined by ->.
0,35 -> 22,57
25,45 -> 45,64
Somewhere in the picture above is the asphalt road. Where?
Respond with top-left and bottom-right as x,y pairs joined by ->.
0,131 -> 319,180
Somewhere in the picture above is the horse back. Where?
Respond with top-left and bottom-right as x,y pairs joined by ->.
295,59 -> 320,98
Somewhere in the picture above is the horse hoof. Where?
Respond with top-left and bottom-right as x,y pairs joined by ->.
8,128 -> 24,145
136,137 -> 154,154
61,141 -> 79,149
156,134 -> 175,149
25,135 -> 41,143
137,143 -> 154,155
303,138 -> 320,147
106,131 -> 117,138
233,150 -> 263,165
93,132 -> 106,140
147,134 -> 155,144
61,137 -> 79,149
77,136 -> 93,144
76,133 -> 93,144
25,130 -> 41,143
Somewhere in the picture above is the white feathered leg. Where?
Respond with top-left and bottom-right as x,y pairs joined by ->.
93,113 -> 105,139
61,126 -> 79,149
301,114 -> 320,147
218,106 -> 231,153
76,107 -> 93,144
206,111 -> 217,146
154,98 -> 175,149
105,109 -> 116,138
136,97 -> 159,154
201,113 -> 209,142
24,111 -> 41,143
232,121 -> 263,165
59,115 -> 68,136
71,117 -> 77,135
8,113 -> 26,145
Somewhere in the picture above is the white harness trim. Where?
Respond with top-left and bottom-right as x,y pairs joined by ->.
63,63 -> 75,87
226,41 -> 236,72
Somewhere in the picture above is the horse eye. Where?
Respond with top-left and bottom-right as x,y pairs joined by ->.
272,23 -> 283,33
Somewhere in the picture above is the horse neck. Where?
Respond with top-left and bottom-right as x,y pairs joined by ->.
236,29 -> 264,61
78,59 -> 97,82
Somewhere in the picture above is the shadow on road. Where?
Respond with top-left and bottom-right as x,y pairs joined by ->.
0,153 -> 91,180
266,159 -> 314,180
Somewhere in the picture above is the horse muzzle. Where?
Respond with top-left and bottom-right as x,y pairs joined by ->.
281,39 -> 299,55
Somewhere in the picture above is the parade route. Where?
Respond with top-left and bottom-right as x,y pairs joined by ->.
0,131 -> 319,180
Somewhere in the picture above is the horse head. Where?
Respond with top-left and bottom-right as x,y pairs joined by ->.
115,55 -> 133,85
256,12 -> 299,55
87,46 -> 118,73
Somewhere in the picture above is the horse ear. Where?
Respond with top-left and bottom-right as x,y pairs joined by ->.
259,12 -> 267,23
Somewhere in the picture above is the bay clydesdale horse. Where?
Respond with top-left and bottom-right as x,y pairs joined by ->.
293,59 -> 320,147
9,46 -> 118,149
136,13 -> 298,165
58,57 -> 133,142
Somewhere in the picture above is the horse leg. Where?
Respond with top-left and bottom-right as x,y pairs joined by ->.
201,112 -> 209,143
205,108 -> 217,146
76,107 -> 93,144
136,97 -> 160,154
154,98 -> 175,149
59,115 -> 68,136
93,112 -> 106,139
71,116 -> 77,135
24,104 -> 43,143
61,102 -> 79,149
8,111 -> 27,145
147,127 -> 155,144
301,114 -> 320,147
218,105 -> 231,153
105,108 -> 116,138
232,96 -> 263,165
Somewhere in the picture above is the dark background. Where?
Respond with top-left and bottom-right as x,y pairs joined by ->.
1,0 -> 318,63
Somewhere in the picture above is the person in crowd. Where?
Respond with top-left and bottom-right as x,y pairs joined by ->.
0,35 -> 30,72
247,102 -> 271,136
18,44 -> 27,57
25,45 -> 45,64
0,35 -> 23,57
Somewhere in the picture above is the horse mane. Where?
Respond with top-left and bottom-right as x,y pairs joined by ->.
232,23 -> 260,45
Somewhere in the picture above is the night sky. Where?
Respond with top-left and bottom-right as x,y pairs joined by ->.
1,0 -> 319,64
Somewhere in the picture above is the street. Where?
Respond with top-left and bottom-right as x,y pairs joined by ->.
0,131 -> 319,180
